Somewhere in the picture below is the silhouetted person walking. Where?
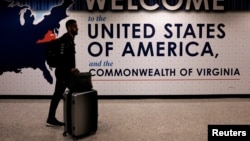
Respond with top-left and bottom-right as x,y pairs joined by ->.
46,19 -> 79,126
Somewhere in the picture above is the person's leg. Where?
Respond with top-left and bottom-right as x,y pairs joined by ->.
46,79 -> 66,126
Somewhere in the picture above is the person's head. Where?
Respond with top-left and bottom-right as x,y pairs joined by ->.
66,19 -> 78,37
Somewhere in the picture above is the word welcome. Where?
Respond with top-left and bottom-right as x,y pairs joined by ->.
86,0 -> 224,11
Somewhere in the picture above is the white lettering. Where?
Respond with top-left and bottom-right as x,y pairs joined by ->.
212,129 -> 247,137
128,0 -> 138,10
162,0 -> 183,10
112,0 -> 123,10
85,0 -> 225,11
186,0 -> 209,10
86,0 -> 105,10
212,129 -> 219,136
140,0 -> 159,11
213,0 -> 225,10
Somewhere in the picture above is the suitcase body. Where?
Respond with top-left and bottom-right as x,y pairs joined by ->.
63,89 -> 98,139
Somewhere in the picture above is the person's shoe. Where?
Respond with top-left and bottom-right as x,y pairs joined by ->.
46,118 -> 64,127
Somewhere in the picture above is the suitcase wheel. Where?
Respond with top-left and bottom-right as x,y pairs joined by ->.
63,131 -> 67,136
63,132 -> 77,141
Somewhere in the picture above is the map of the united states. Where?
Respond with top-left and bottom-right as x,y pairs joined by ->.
0,0 -> 73,84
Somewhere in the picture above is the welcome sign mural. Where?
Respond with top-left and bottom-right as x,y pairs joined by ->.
0,0 -> 249,95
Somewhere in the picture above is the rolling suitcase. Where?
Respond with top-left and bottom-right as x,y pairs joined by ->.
63,89 -> 98,140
